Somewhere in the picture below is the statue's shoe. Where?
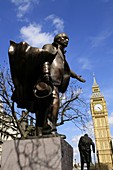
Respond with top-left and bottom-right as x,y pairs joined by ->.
51,131 -> 66,139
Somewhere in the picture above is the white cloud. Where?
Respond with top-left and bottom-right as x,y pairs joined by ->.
78,57 -> 92,70
71,134 -> 82,162
45,14 -> 64,34
72,134 -> 82,144
101,0 -> 110,2
73,147 -> 80,163
89,36 -> 105,48
11,0 -> 39,18
20,23 -> 54,47
88,30 -> 113,48
108,112 -> 113,127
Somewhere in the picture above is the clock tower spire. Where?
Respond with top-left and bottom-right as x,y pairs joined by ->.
90,75 -> 113,169
92,74 -> 102,96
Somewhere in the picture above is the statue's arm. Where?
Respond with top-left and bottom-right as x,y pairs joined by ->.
70,70 -> 86,82
91,141 -> 95,153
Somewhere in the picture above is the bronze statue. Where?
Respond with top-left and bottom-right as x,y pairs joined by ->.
78,134 -> 95,170
8,33 -> 85,137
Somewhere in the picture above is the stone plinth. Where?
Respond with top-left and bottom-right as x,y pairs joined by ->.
1,137 -> 73,170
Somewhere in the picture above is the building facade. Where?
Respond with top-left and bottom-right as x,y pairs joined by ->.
90,76 -> 113,170
0,100 -> 21,166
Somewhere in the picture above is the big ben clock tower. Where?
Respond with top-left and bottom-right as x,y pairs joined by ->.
90,76 -> 113,170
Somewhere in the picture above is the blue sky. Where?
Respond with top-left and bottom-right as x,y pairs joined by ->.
1,0 -> 113,164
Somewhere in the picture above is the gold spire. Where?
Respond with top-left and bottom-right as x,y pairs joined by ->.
93,73 -> 98,87
91,73 -> 102,98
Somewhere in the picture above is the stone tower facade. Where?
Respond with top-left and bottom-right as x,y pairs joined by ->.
90,76 -> 113,170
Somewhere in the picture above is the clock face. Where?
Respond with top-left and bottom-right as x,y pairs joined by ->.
94,104 -> 103,112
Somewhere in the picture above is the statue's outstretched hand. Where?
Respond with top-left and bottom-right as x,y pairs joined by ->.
78,75 -> 86,83
70,70 -> 86,83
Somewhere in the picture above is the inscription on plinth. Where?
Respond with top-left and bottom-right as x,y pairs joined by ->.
1,137 -> 73,170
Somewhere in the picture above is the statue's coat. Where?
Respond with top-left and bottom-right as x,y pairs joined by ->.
8,41 -> 56,111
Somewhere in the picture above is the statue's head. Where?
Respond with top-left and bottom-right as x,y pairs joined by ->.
84,134 -> 88,137
54,33 -> 69,48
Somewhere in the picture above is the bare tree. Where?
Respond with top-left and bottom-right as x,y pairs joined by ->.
58,82 -> 90,128
0,65 -> 90,140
